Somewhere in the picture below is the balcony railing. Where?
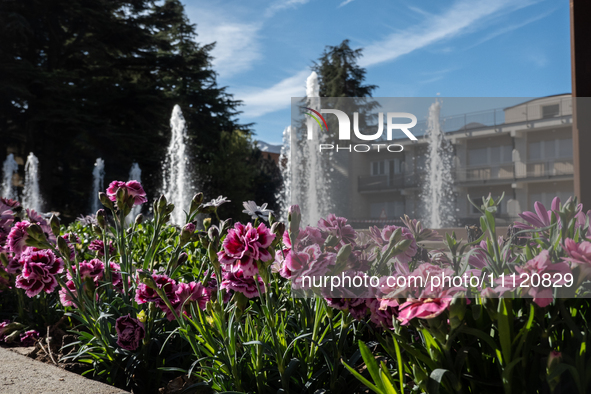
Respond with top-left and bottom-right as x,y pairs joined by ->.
455,159 -> 574,183
456,163 -> 514,182
358,172 -> 419,192
516,159 -> 574,178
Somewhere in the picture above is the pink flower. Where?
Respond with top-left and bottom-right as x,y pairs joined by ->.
516,199 -> 560,231
317,214 -> 357,246
115,314 -> 145,351
135,273 -> 178,305
220,270 -> 265,298
15,248 -> 64,297
368,298 -> 398,330
106,180 -> 147,206
166,282 -> 210,320
66,259 -> 104,281
563,238 -> 591,281
88,239 -> 116,257
4,254 -> 22,274
59,280 -> 78,307
397,296 -> 453,325
8,221 -> 30,256
368,225 -> 417,266
496,250 -> 571,307
217,222 -> 275,277
20,330 -> 39,346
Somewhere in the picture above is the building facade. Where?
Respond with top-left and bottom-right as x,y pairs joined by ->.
347,94 -> 573,227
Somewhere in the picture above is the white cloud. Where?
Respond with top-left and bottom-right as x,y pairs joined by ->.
359,0 -> 532,67
186,6 -> 262,78
466,9 -> 555,49
237,69 -> 311,118
237,0 -> 539,118
338,0 -> 355,8
265,0 -> 310,17
198,22 -> 262,78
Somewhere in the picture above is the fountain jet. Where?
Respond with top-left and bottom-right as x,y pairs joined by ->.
91,158 -> 105,214
23,153 -> 42,212
1,154 -> 18,200
161,105 -> 193,224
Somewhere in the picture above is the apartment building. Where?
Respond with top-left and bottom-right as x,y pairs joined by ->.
347,94 -> 574,227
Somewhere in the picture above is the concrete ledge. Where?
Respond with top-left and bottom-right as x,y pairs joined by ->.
0,347 -> 129,394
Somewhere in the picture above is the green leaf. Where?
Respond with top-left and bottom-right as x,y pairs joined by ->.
342,359 -> 381,393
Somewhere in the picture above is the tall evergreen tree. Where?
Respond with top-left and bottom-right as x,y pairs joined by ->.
0,0 -> 280,221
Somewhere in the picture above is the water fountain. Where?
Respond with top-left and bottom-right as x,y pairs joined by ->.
22,153 -> 42,212
279,72 -> 332,226
421,101 -> 455,228
161,105 -> 193,224
91,158 -> 105,214
277,126 -> 293,222
1,154 -> 18,200
128,162 -> 142,220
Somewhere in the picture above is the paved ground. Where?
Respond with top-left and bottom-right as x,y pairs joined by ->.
0,347 -> 129,394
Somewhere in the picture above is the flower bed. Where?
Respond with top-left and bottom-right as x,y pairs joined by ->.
1,184 -> 591,393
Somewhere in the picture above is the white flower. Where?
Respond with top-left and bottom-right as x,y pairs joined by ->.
202,196 -> 230,208
242,201 -> 273,221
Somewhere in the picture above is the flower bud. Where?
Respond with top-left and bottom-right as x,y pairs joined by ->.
271,222 -> 285,238
336,244 -> 352,265
324,234 -> 340,248
157,195 -> 168,214
136,310 -> 147,323
203,217 -> 212,230
49,214 -> 60,237
190,193 -> 204,214
99,192 -> 114,210
387,228 -> 402,250
181,223 -> 196,244
208,226 -> 219,243
177,252 -> 188,266
92,225 -> 103,236
137,270 -> 157,290
288,205 -> 301,237
26,224 -> 45,242
135,214 -> 144,225
207,243 -> 219,271
394,238 -> 412,253
96,209 -> 106,229
57,236 -> 71,259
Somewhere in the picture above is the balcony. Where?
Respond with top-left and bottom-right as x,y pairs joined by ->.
358,172 -> 419,192
456,163 -> 514,184
516,159 -> 574,179
455,159 -> 574,185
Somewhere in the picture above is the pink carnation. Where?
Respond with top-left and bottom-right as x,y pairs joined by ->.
220,270 -> 265,298
317,214 -> 357,246
15,248 -> 64,297
495,250 -> 571,307
66,259 -> 104,281
106,180 -> 148,206
369,225 -> 417,266
397,296 -> 453,325
217,222 -> 275,277
88,239 -> 116,257
8,221 -> 30,256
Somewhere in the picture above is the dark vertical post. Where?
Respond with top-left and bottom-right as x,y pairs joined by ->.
571,0 -> 591,209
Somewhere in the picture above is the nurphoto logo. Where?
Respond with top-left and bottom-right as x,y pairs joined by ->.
304,107 -> 418,152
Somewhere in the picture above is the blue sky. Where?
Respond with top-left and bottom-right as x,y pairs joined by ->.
182,0 -> 571,144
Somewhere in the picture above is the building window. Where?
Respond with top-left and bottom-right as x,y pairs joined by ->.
468,145 -> 512,166
371,161 -> 385,176
542,104 -> 560,118
529,138 -> 573,161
